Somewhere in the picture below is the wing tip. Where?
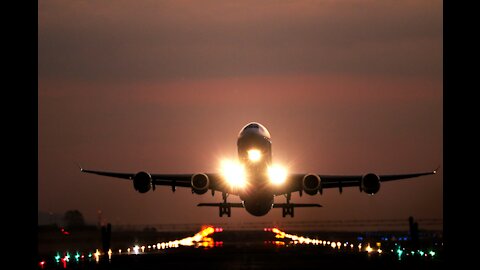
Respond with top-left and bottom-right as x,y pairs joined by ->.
77,163 -> 84,172
433,165 -> 441,174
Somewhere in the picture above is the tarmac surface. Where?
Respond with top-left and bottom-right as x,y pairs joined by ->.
37,227 -> 443,269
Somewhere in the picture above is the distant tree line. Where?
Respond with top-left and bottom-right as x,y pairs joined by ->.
63,210 -> 86,228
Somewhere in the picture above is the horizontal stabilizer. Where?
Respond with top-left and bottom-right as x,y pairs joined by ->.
198,203 -> 244,208
273,203 -> 322,208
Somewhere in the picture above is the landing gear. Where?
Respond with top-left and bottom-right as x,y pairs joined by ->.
197,192 -> 243,217
282,205 -> 294,218
285,193 -> 291,204
219,203 -> 231,217
219,192 -> 231,217
282,193 -> 294,217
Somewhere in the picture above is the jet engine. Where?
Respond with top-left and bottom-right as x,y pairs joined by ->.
302,174 -> 321,195
191,173 -> 210,195
361,173 -> 380,195
133,171 -> 152,193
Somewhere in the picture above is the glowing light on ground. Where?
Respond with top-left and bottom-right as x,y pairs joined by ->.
396,247 -> 403,260
54,253 -> 61,263
271,228 -> 331,249
45,227 -> 440,267
121,226 -> 220,257
64,252 -> 70,262
267,227 -> 398,255
94,249 -> 101,262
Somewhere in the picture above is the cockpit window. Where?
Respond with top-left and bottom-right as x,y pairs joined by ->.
239,122 -> 271,139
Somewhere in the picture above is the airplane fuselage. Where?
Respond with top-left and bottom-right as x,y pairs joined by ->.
81,121 -> 436,218
236,122 -> 275,216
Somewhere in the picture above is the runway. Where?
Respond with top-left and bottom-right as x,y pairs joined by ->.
37,226 -> 443,269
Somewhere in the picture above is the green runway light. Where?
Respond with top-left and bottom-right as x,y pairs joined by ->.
396,247 -> 403,260
54,253 -> 61,263
65,252 -> 70,262
429,250 -> 436,257
75,252 -> 80,262
418,250 -> 425,256
88,253 -> 92,258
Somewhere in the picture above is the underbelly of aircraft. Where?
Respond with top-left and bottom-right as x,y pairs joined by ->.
242,193 -> 274,216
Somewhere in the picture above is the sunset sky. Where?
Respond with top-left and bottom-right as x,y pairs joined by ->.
38,0 -> 442,226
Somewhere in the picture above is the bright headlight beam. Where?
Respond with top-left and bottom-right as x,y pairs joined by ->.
247,149 -> 262,162
221,160 -> 246,188
268,165 -> 287,185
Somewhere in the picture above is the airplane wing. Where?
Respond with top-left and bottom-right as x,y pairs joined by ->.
81,166 -> 437,196
273,169 -> 438,196
80,168 -> 232,194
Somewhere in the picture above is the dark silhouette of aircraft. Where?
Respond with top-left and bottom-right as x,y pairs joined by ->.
81,122 -> 437,217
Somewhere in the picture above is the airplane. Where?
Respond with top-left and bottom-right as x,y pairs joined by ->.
80,122 -> 437,217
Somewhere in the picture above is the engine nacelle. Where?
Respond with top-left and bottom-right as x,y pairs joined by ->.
361,173 -> 380,195
302,174 -> 321,195
191,173 -> 210,195
133,171 -> 152,193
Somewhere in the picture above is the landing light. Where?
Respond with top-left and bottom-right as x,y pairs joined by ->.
268,165 -> 287,185
247,149 -> 262,162
221,160 -> 247,188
